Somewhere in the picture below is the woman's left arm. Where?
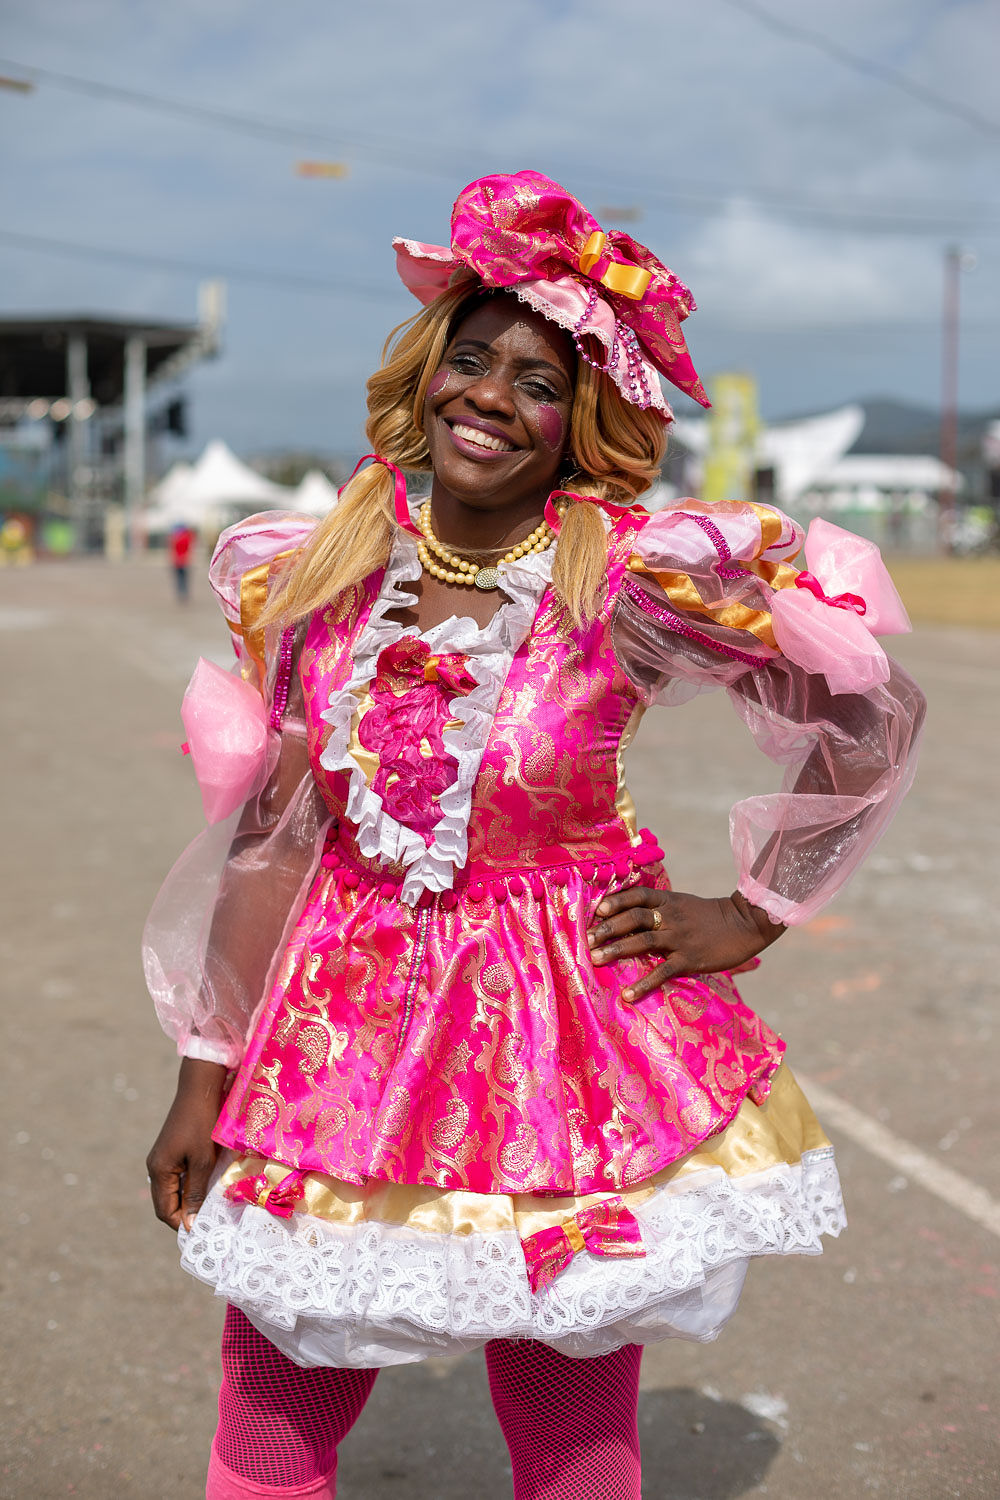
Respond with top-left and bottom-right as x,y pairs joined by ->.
590,653 -> 925,998
602,501 -> 927,998
589,885 -> 784,1001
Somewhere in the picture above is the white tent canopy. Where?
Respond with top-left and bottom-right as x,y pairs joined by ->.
148,461 -> 194,513
673,404 -> 865,509
180,440 -> 292,512
760,405 -> 865,508
813,454 -> 962,492
292,469 -> 339,518
142,461 -> 198,530
141,441 -> 294,532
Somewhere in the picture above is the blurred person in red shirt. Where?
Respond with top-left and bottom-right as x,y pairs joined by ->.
169,524 -> 195,602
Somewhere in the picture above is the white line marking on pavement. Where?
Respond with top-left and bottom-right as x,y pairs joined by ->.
797,1073 -> 1000,1241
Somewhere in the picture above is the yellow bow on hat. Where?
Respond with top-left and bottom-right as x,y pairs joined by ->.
577,231 -> 652,301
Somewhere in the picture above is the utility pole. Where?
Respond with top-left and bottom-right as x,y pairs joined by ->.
66,333 -> 91,552
939,246 -> 975,553
123,335 -> 147,553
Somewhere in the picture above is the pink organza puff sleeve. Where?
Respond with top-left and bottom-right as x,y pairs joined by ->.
613,500 -> 926,927
208,510 -> 318,632
143,513 -> 333,1068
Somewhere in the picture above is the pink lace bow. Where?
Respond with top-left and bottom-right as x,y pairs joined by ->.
224,1168 -> 305,1219
771,518 -> 912,695
393,170 -> 709,418
180,657 -> 269,824
521,1198 -> 646,1294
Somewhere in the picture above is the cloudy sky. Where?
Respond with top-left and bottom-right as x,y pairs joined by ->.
1,0 -> 997,458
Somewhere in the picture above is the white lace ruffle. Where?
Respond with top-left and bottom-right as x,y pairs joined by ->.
179,1147 -> 845,1367
318,531 -> 555,903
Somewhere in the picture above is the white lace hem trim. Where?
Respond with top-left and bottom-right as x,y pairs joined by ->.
179,1148 -> 845,1367
318,531 -> 554,904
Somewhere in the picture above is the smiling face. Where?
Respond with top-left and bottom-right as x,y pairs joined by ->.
422,297 -> 575,533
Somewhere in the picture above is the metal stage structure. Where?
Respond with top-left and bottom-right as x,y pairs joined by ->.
0,282 -> 223,548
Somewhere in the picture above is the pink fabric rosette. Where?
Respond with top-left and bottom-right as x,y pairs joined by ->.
393,169 -> 709,419
770,518 -> 912,696
359,637 -> 478,840
181,657 -> 269,824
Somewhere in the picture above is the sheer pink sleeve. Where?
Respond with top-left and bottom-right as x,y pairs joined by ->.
612,501 -> 926,926
142,514 -> 332,1068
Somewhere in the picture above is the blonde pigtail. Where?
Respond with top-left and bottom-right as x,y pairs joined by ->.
551,498 -> 610,629
257,464 -> 395,629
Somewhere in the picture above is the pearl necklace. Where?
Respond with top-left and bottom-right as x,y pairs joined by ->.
416,499 -> 561,592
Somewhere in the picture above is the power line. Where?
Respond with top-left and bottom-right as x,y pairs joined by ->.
717,0 -> 1000,139
2,55 -> 1000,236
0,228 -> 395,301
0,55 -> 453,176
607,181 -> 1000,235
3,226 -> 998,331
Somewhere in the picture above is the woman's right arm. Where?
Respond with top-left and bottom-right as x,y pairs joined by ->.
145,698 -> 330,1230
146,1056 -> 229,1231
144,515 -> 327,1229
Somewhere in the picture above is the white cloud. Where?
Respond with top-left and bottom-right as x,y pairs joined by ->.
0,0 -> 996,450
683,199 -> 939,326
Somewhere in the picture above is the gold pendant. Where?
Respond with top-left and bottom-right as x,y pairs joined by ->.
474,567 -> 500,591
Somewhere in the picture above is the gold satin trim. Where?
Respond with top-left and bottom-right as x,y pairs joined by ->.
563,1220 -> 586,1253
628,561 -> 779,650
750,558 -> 800,591
577,231 -> 652,301
614,703 -> 644,839
238,561 -> 272,683
746,504 -> 800,587
599,260 -> 652,300
578,231 -> 606,275
220,1065 -> 830,1240
239,549 -> 298,683
346,689 -> 379,786
747,502 -> 787,556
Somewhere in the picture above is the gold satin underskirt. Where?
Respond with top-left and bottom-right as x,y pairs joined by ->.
218,1064 -> 829,1241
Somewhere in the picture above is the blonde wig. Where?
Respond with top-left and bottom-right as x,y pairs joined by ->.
260,280 -> 668,631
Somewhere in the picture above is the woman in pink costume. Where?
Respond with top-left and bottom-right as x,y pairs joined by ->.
145,171 -> 925,1499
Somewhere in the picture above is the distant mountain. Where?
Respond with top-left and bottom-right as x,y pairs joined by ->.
775,397 -> 999,463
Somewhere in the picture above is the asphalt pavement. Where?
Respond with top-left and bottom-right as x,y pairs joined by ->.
2,554 -> 997,1499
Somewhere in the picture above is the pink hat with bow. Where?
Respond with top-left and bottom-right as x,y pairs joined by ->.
393,170 -> 709,423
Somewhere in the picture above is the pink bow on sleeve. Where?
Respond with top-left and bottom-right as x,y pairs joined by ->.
521,1199 -> 646,1294
224,1168 -> 305,1219
180,657 -> 270,824
770,518 -> 911,695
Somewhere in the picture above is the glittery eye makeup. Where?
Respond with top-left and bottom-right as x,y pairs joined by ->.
426,370 -> 451,399
537,403 -> 566,451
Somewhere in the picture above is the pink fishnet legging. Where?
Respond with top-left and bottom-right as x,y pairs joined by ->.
212,1307 -> 377,1493
210,1308 -> 642,1498
485,1338 -> 642,1499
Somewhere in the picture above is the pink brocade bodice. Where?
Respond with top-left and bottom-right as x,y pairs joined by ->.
302,525 -> 646,875
467,595 -> 638,870
214,517 -> 784,1195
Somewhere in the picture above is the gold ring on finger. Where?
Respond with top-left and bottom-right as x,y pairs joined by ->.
650,908 -> 662,930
